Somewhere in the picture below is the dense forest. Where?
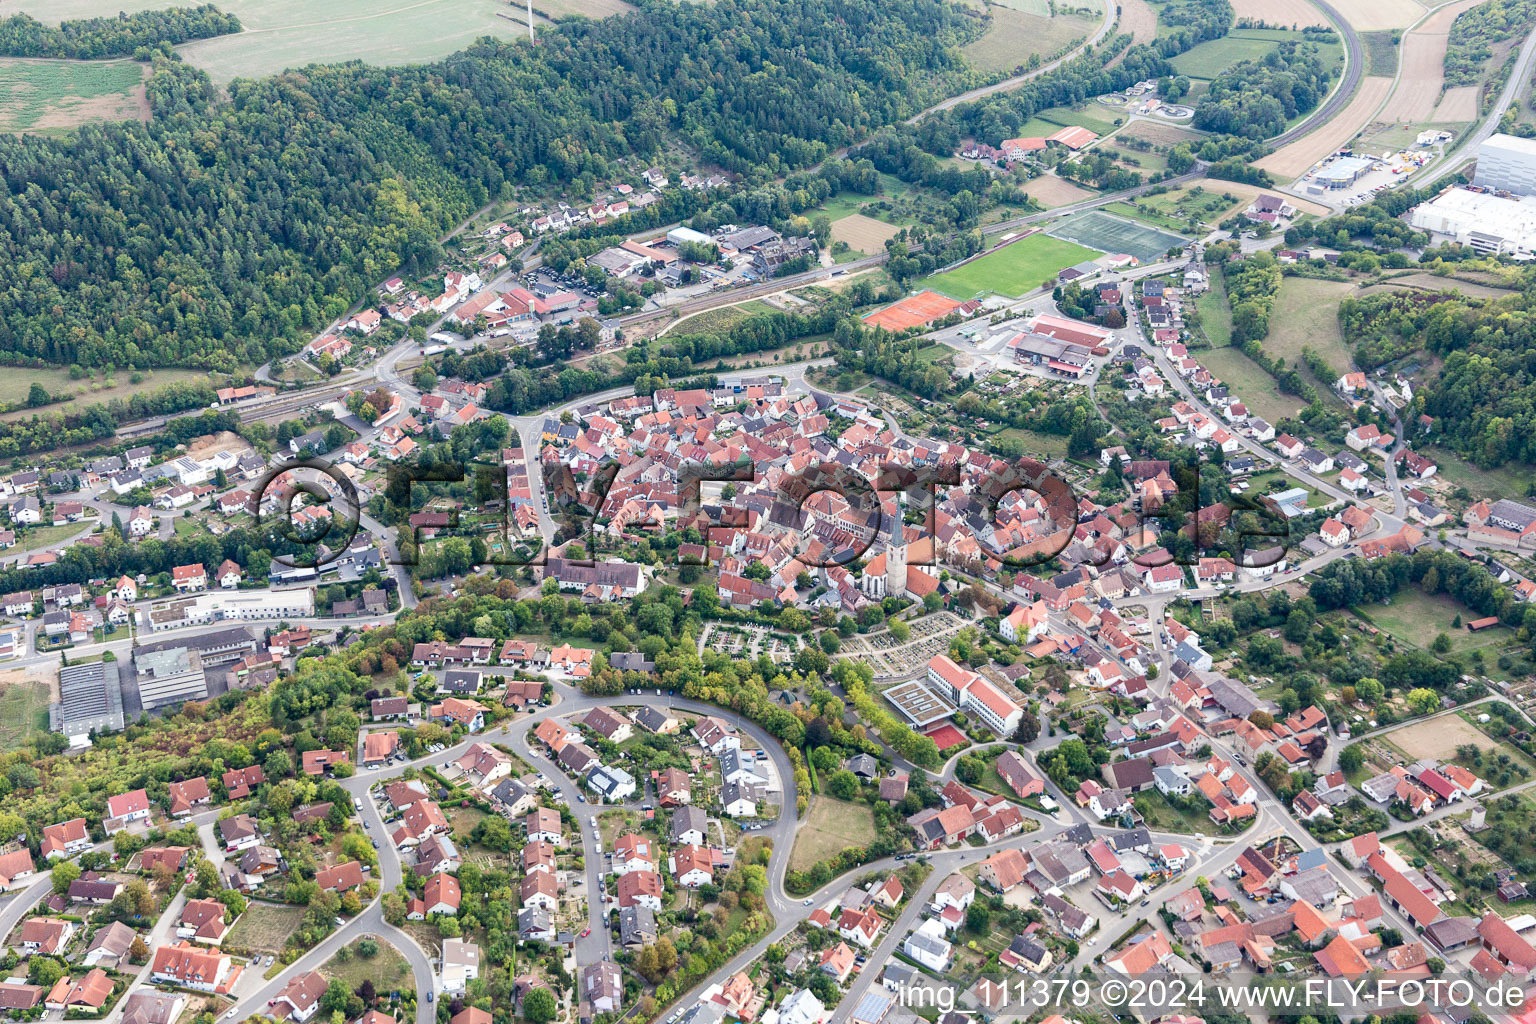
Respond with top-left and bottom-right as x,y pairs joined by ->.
1444,0 -> 1536,87
1338,286 -> 1536,468
0,6 -> 239,59
1193,35 -> 1340,139
0,0 -> 980,372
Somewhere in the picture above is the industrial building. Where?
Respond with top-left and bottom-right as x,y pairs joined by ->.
137,626 -> 258,668
143,589 -> 314,632
1473,133 -> 1536,196
50,662 -> 125,742
1407,187 -> 1536,256
1311,155 -> 1375,190
135,647 -> 209,710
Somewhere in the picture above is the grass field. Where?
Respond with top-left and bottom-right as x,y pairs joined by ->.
918,234 -> 1098,299
1198,346 -> 1305,422
1169,31 -> 1288,78
6,0 -> 633,83
0,59 -> 147,134
1357,589 -> 1512,655
1265,277 -> 1355,375
0,366 -> 223,422
320,938 -> 414,994
1135,789 -> 1220,834
14,522 -> 91,554
788,795 -> 877,872
992,426 -> 1070,458
1196,269 -> 1233,347
1420,446 -> 1533,501
225,903 -> 305,956
0,678 -> 49,754
1045,210 -> 1187,262
670,300 -> 775,336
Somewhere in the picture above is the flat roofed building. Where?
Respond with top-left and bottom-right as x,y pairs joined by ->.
883,678 -> 957,728
1474,133 -> 1536,196
51,662 -> 124,738
134,647 -> 208,710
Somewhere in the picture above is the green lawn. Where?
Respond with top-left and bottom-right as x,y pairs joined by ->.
917,233 -> 1099,299
1355,589 -> 1512,655
1169,29 -> 1337,80
1245,468 -> 1327,508
1134,789 -> 1220,834
991,427 -> 1069,458
15,521 -> 91,553
320,938 -> 414,995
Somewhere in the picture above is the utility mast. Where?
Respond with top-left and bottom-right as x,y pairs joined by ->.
528,0 -> 535,42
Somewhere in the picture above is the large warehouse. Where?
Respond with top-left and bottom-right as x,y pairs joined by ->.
1473,133 -> 1536,196
1407,187 -> 1536,256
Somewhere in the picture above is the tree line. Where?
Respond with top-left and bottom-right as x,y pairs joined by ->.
0,5 -> 239,60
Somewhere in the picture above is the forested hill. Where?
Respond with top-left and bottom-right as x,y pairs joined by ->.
0,0 -> 979,372
0,6 -> 241,60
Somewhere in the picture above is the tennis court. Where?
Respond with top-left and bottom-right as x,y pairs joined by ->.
862,290 -> 966,331
1045,211 -> 1188,263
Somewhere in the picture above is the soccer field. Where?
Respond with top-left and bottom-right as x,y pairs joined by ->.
1045,211 -> 1188,263
918,234 -> 1099,299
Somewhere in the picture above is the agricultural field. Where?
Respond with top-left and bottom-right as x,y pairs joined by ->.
1169,30 -> 1293,79
1198,346 -> 1306,422
0,59 -> 147,134
918,233 -> 1099,299
787,795 -> 877,873
1379,0 -> 1483,122
0,674 -> 50,755
6,0 -> 634,84
1114,119 -> 1205,148
831,214 -> 904,254
1045,210 -> 1187,262
1020,174 -> 1097,207
962,4 -> 1100,75
1355,589 -> 1513,655
1230,0 -> 1331,27
1117,0 -> 1158,45
1337,0 -> 1444,31
1360,30 -> 1401,75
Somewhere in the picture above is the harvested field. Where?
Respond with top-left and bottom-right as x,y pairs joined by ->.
1021,174 -> 1097,207
224,903 -> 305,956
1384,714 -> 1502,763
1341,0 -> 1436,31
1378,0 -> 1484,122
1189,178 -> 1331,218
1115,120 -> 1204,147
1256,76 -> 1394,177
831,213 -> 903,253
1119,0 -> 1158,44
1434,85 -> 1479,120
1230,0 -> 1330,27
962,6 -> 1099,75
788,795 -> 877,873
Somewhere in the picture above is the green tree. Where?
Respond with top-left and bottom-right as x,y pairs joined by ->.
523,988 -> 557,1024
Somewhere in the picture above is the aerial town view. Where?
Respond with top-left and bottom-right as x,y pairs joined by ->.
6,0 -> 1536,1022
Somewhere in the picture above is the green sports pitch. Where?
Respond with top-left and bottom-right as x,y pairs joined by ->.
917,233 -> 1100,299
1045,211 -> 1188,263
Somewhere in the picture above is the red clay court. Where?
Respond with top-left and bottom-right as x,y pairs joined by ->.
924,724 -> 968,751
862,289 -> 964,332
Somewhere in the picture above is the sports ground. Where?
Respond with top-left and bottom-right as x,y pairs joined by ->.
917,233 -> 1099,299
1045,210 -> 1188,263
